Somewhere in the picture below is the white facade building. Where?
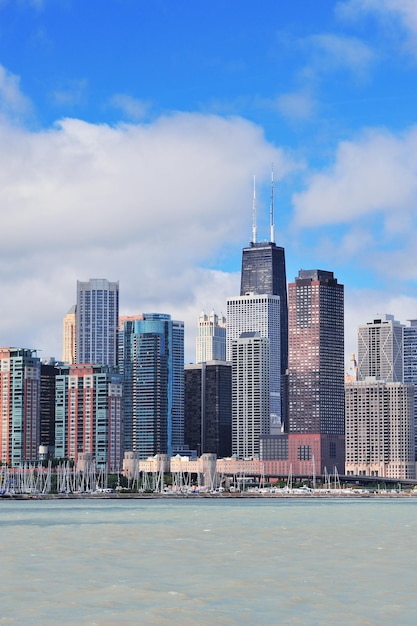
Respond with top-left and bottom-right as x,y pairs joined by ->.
196,309 -> 226,363
345,378 -> 415,480
231,332 -> 270,459
227,294 -> 281,430
357,314 -> 403,382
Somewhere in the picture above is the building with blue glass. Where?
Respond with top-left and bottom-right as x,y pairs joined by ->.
122,314 -> 184,458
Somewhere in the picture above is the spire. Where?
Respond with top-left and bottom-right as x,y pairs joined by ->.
251,175 -> 257,244
270,164 -> 275,243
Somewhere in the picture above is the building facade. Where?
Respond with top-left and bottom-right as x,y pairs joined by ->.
196,310 -> 226,363
76,279 -> 119,367
287,270 -> 345,474
403,320 -> 417,460
357,314 -> 403,382
345,379 -> 415,479
122,314 -> 184,458
227,294 -> 281,431
240,241 -> 288,426
231,332 -> 270,458
0,348 -> 41,466
55,364 -> 123,471
184,361 -> 232,458
62,305 -> 77,364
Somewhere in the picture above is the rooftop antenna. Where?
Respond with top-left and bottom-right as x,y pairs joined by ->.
270,164 -> 275,243
252,174 -> 257,244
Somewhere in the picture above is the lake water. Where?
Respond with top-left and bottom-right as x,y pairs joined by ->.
1,497 -> 416,625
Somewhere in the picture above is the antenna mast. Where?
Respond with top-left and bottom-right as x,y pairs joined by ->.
270,164 -> 275,243
252,175 -> 257,244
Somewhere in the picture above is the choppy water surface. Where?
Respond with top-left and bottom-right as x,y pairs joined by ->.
1,497 -> 417,625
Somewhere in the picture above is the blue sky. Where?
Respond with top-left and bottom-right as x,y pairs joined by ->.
0,0 -> 417,361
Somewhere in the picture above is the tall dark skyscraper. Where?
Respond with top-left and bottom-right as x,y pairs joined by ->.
184,361 -> 232,458
287,269 -> 345,473
239,176 -> 288,427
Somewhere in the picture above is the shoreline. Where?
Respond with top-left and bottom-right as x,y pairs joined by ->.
2,490 -> 416,500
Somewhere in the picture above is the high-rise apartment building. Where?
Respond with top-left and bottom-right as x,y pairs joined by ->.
227,294 -> 281,430
0,348 -> 41,466
55,364 -> 123,471
196,310 -> 226,363
345,379 -> 415,479
287,270 -> 345,473
357,314 -> 403,382
62,305 -> 76,364
76,279 -> 119,367
231,332 -> 270,458
122,314 -> 184,458
184,361 -> 232,458
404,320 -> 417,459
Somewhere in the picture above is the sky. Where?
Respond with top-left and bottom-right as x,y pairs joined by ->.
0,0 -> 417,363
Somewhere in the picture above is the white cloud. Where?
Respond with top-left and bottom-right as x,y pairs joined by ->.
0,111 -> 294,362
345,288 -> 417,361
109,94 -> 150,121
306,33 -> 375,78
291,125 -> 417,289
337,0 -> 417,56
51,79 -> 88,107
0,65 -> 32,121
275,90 -> 317,122
293,126 -> 417,227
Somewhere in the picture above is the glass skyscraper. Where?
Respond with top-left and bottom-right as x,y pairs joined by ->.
76,279 -> 119,367
240,241 -> 288,427
122,313 -> 184,458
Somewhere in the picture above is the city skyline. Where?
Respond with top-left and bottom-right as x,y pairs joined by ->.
0,2 -> 417,363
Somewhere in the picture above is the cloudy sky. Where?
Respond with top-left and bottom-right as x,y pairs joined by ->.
0,0 -> 416,363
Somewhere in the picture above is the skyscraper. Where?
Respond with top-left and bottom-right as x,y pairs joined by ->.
358,314 -> 403,382
55,364 -> 123,471
0,348 -> 41,466
62,305 -> 76,364
227,294 -> 281,430
404,320 -> 417,459
76,279 -> 119,367
239,175 -> 288,426
287,270 -> 345,473
184,361 -> 232,458
231,332 -> 270,458
345,379 -> 415,479
122,314 -> 184,458
196,310 -> 226,363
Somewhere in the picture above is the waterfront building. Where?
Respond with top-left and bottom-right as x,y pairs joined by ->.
62,305 -> 76,364
357,314 -> 403,382
76,279 -> 119,367
55,364 -> 123,471
196,310 -> 226,363
122,314 -> 184,458
235,174 -> 288,428
0,348 -> 41,466
231,332 -> 270,458
287,270 -> 345,474
345,378 -> 415,479
184,361 -> 232,458
403,320 -> 417,459
40,360 -> 63,458
227,294 -> 281,430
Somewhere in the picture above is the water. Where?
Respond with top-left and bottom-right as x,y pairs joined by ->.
1,497 -> 417,625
